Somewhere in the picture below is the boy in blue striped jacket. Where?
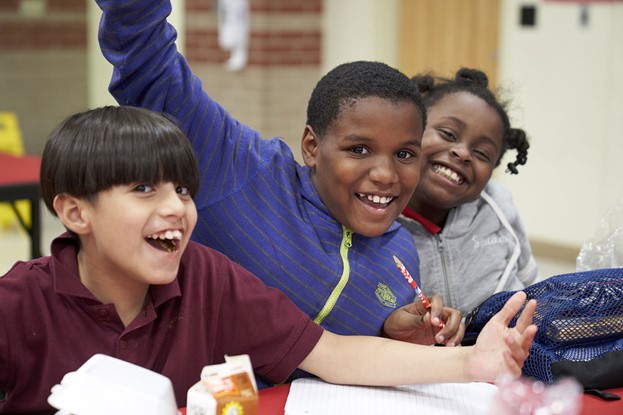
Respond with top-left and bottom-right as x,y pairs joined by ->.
95,0 -> 463,371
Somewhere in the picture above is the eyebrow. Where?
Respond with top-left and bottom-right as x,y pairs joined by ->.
439,115 -> 466,128
343,134 -> 421,147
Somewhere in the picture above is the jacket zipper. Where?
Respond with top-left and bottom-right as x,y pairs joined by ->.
314,225 -> 353,324
436,234 -> 453,307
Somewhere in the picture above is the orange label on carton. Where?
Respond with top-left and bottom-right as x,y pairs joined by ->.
187,354 -> 258,415
211,372 -> 258,415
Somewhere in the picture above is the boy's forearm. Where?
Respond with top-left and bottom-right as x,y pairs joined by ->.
299,331 -> 471,386
96,0 -> 177,110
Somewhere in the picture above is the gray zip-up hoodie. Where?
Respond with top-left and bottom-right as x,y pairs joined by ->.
398,180 -> 538,314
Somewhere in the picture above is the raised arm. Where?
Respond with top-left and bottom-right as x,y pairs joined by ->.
96,0 -> 201,125
95,0 -> 267,205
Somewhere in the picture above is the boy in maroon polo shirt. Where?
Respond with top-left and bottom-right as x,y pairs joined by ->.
0,106 -> 537,414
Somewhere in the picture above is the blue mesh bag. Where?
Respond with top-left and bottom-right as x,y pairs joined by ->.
463,268 -> 623,390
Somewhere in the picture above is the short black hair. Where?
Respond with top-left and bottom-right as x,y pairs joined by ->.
40,105 -> 200,215
412,68 -> 529,174
307,61 -> 426,138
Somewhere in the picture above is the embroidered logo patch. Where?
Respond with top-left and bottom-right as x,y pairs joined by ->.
375,282 -> 397,308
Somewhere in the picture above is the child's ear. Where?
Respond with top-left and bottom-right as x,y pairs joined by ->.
52,194 -> 91,235
301,125 -> 319,169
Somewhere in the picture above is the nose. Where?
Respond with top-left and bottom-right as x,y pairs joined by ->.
369,156 -> 399,185
450,145 -> 471,163
159,186 -> 187,217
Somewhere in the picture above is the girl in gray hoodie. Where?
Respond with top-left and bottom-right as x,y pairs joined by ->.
399,68 -> 538,315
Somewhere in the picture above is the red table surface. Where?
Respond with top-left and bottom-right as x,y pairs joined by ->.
582,387 -> 623,415
181,384 -> 623,415
179,383 -> 290,415
0,154 -> 41,185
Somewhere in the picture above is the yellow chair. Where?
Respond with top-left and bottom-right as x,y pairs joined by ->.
0,112 -> 31,229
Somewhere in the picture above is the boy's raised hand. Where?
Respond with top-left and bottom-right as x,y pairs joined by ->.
467,291 -> 538,382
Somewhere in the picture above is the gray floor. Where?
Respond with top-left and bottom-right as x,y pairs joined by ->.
0,202 -> 578,279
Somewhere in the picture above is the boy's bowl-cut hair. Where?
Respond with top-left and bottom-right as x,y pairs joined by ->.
40,106 -> 200,215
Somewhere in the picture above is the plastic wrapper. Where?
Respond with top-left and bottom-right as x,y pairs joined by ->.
490,376 -> 583,415
48,354 -> 178,415
576,200 -> 623,271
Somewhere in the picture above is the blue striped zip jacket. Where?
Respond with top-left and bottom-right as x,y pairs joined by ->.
97,0 -> 421,337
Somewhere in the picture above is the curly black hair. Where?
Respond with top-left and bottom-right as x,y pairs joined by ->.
411,68 -> 529,175
307,61 -> 426,138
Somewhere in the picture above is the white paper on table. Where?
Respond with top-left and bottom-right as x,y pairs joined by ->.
284,378 -> 498,415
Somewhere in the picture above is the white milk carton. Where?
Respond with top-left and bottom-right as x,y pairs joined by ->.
186,355 -> 258,415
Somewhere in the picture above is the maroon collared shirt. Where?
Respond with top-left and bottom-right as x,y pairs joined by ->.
0,234 -> 323,414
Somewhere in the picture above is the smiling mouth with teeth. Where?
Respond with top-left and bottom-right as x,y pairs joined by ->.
357,193 -> 395,208
432,164 -> 465,185
146,230 -> 182,253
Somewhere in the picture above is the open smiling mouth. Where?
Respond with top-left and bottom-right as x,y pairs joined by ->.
356,193 -> 395,209
146,230 -> 182,253
432,164 -> 466,185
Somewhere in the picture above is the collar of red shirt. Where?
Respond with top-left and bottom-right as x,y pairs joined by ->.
401,206 -> 442,235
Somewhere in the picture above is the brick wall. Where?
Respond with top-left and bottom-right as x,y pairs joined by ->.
0,0 -> 85,51
185,0 -> 322,159
0,0 -> 322,158
0,0 -> 87,154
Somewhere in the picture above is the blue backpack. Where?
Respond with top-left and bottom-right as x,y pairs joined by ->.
463,268 -> 623,391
